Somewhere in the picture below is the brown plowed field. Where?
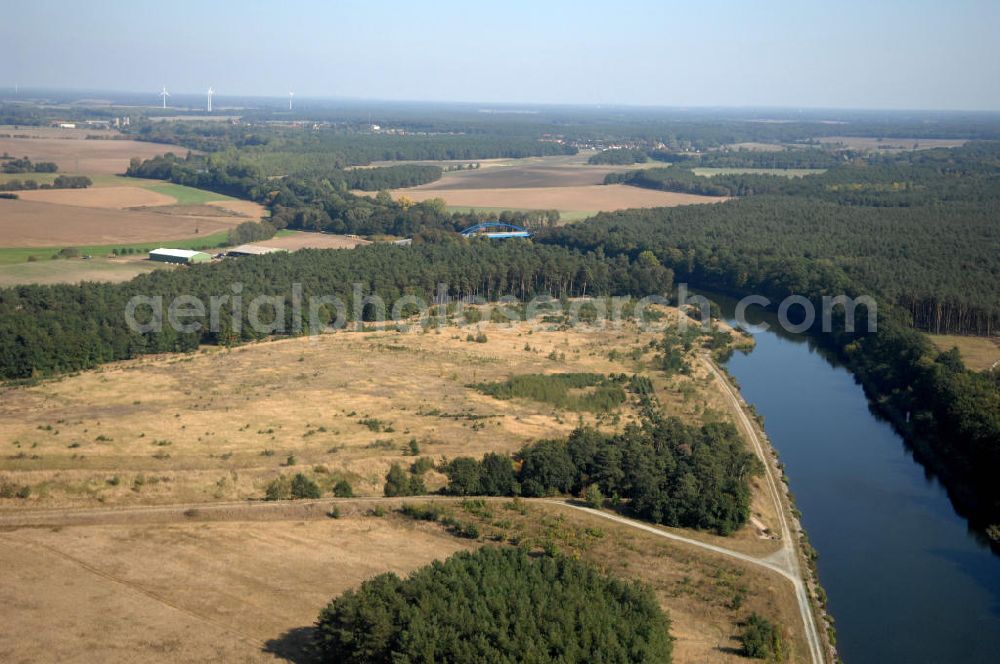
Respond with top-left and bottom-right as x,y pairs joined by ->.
16,185 -> 177,209
0,199 -> 247,247
0,135 -> 185,174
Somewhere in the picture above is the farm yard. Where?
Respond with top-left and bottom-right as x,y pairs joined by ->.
0,129 -> 267,284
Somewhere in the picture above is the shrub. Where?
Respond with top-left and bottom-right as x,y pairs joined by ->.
332,479 -> 354,498
739,613 -> 785,661
584,483 -> 605,509
264,475 -> 291,501
290,473 -> 321,499
383,463 -> 425,497
314,547 -> 672,663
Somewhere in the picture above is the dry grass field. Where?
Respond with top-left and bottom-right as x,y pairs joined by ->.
0,311 -> 811,662
928,334 -> 1000,372
0,313 -> 724,505
0,511 -> 472,663
0,130 -> 185,174
391,184 -> 726,213
0,500 -> 804,663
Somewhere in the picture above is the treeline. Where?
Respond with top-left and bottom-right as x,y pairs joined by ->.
587,148 -> 648,165
539,198 -> 1000,537
444,415 -> 760,536
0,241 -> 672,380
688,147 -> 846,169
596,144 -> 1000,333
605,167 -> 788,197
0,175 -> 91,192
133,120 -> 576,163
314,547 -> 672,663
337,164 -> 441,190
1,156 -> 58,173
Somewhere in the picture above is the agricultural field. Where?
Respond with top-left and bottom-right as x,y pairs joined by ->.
0,198 -> 254,247
0,134 -> 265,284
0,309 -> 810,663
0,125 -> 185,174
382,152 -> 724,219
394,184 -> 726,217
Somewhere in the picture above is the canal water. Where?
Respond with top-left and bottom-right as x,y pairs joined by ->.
714,297 -> 1000,663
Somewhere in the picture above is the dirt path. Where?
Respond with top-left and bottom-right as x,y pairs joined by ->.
699,356 -> 826,664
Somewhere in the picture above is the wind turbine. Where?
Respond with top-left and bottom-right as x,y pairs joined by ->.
288,91 -> 294,111
207,87 -> 214,112
159,85 -> 170,109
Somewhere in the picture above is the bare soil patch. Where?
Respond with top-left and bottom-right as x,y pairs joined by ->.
206,199 -> 267,219
0,199 -> 246,246
16,185 -> 176,209
390,184 -> 726,212
252,232 -> 371,250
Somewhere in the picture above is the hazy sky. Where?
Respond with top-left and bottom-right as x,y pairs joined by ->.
4,0 -> 999,110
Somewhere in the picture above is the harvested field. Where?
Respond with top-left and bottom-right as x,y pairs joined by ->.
389,184 -> 726,212
0,515 -> 471,663
0,199 -> 247,246
16,185 -> 177,209
391,152 -> 656,190
0,134 -> 185,174
247,231 -> 370,251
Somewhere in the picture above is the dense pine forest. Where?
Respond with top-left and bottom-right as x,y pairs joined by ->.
599,143 -> 1000,335
314,546 -> 673,663
0,241 -> 670,379
443,415 -> 760,535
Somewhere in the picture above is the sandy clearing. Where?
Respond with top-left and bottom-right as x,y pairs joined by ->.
0,199 -> 246,246
206,199 -> 267,219
389,184 -> 726,212
16,185 -> 177,209
250,232 -> 371,250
